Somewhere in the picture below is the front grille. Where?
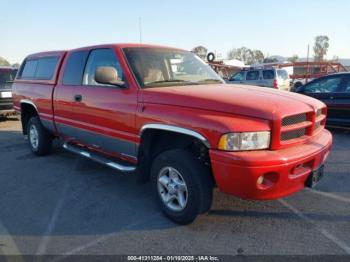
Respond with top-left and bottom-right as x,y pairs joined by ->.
282,113 -> 307,126
314,122 -> 321,131
0,84 -> 12,90
279,108 -> 325,145
316,108 -> 322,117
281,128 -> 306,141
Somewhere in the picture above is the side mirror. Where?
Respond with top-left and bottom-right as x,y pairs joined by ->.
95,66 -> 125,87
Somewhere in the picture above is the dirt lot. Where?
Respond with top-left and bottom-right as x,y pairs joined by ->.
0,117 -> 349,258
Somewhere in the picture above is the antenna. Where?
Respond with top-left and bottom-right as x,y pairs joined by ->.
139,17 -> 142,44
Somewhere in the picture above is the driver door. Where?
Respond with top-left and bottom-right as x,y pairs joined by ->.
70,48 -> 138,159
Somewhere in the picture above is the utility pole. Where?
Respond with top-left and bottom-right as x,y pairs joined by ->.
139,17 -> 142,44
306,44 -> 310,83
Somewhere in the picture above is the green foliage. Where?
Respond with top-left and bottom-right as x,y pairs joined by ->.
263,57 -> 278,63
227,47 -> 265,65
191,46 -> 208,60
287,55 -> 299,63
0,57 -> 11,66
313,35 -> 329,61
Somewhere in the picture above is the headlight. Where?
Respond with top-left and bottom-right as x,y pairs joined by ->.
218,131 -> 271,151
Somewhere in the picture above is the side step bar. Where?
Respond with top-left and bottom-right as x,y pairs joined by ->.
63,143 -> 136,173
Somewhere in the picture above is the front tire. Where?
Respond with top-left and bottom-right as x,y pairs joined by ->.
27,116 -> 52,156
151,149 -> 213,224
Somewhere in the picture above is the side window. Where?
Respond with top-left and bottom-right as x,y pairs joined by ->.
231,72 -> 244,81
83,49 -> 124,86
304,77 -> 342,93
262,70 -> 274,80
21,60 -> 38,79
62,51 -> 89,85
35,57 -> 59,80
344,76 -> 350,93
277,70 -> 289,80
19,57 -> 59,80
246,71 -> 259,81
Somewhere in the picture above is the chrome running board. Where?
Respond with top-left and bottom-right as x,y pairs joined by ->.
63,143 -> 136,173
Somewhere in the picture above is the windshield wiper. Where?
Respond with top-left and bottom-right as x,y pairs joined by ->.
144,79 -> 198,86
196,79 -> 223,83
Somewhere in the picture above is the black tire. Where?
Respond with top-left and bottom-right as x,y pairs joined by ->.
27,116 -> 52,156
293,82 -> 303,90
150,149 -> 213,224
207,52 -> 215,62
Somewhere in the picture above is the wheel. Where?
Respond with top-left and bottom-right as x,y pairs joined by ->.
27,116 -> 52,156
293,82 -> 303,90
151,149 -> 213,224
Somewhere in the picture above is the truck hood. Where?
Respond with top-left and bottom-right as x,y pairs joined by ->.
141,84 -> 325,120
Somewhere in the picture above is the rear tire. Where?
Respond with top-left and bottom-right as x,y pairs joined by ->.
27,116 -> 52,156
151,149 -> 213,224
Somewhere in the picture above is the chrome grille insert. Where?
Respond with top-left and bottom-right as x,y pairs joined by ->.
314,122 -> 321,131
316,108 -> 322,117
282,113 -> 307,126
281,128 -> 306,141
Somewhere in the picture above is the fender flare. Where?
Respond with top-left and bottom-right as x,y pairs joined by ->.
140,123 -> 211,148
20,99 -> 38,112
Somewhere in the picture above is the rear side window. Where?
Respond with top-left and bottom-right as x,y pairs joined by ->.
35,57 -> 59,79
231,72 -> 245,81
246,71 -> 259,80
19,56 -> 59,80
277,70 -> 289,80
62,51 -> 89,85
21,60 -> 38,78
262,70 -> 275,79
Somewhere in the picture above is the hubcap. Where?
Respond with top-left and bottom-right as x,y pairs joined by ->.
29,125 -> 39,149
157,166 -> 188,212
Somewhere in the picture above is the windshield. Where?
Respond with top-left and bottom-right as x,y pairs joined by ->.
0,69 -> 17,89
123,48 -> 224,88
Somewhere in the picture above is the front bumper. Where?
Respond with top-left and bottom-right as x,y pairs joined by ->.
0,90 -> 13,113
0,98 -> 14,113
210,129 -> 332,200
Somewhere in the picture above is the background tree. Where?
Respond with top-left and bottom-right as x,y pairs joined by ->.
313,35 -> 330,61
263,57 -> 279,63
227,47 -> 264,65
331,55 -> 339,62
0,57 -> 11,66
253,50 -> 265,64
191,46 -> 208,60
287,55 -> 299,63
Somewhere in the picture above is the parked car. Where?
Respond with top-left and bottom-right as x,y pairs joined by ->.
13,44 -> 332,224
227,68 -> 291,91
296,73 -> 350,128
0,66 -> 17,116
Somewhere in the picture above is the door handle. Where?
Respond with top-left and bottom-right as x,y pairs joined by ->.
330,96 -> 334,99
74,94 -> 82,102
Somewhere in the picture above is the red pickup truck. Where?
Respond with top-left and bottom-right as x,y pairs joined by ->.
13,44 -> 332,224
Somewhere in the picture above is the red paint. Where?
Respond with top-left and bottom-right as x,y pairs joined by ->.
12,44 -> 333,201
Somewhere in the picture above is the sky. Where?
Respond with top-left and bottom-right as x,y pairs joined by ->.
1,0 -> 350,64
